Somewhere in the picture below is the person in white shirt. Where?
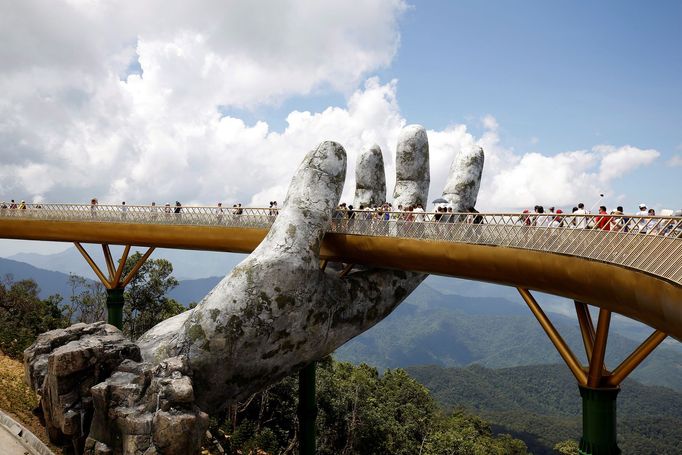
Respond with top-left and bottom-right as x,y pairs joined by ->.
635,203 -> 649,232
413,204 -> 425,222
573,202 -> 588,228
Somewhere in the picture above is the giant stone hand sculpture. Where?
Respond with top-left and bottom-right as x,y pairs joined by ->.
25,125 -> 484,454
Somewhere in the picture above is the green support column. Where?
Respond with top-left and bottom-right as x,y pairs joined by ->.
106,287 -> 125,330
298,362 -> 317,455
579,385 -> 620,455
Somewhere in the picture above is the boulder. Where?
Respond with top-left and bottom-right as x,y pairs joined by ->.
24,321 -> 141,452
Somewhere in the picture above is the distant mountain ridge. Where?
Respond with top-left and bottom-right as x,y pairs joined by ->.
335,282 -> 682,391
8,246 -> 246,281
0,257 -> 92,298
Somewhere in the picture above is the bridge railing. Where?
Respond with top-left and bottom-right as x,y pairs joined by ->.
1,204 -> 680,285
0,203 -> 276,228
327,211 -> 682,285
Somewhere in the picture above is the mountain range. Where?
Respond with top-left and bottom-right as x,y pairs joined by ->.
8,245 -> 246,281
334,280 -> 682,391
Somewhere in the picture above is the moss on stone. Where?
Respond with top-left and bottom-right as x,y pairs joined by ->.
259,292 -> 271,306
225,315 -> 244,340
286,223 -> 297,237
275,294 -> 295,310
187,324 -> 206,344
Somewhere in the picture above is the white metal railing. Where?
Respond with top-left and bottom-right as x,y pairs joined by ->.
1,204 -> 681,285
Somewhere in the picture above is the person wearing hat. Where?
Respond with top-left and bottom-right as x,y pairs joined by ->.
550,209 -> 564,228
18,200 -> 26,210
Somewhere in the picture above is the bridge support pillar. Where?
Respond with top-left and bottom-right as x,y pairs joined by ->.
518,290 -> 668,455
74,242 -> 155,332
298,362 -> 317,455
578,385 -> 620,455
106,287 -> 125,330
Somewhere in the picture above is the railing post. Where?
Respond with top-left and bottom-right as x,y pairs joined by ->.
106,287 -> 125,330
298,362 -> 317,455
579,385 -> 620,455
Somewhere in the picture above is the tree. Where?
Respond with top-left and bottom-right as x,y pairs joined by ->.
423,410 -> 528,455
64,274 -> 106,324
553,439 -> 579,454
0,275 -> 66,357
208,358 -> 528,455
122,252 -> 184,339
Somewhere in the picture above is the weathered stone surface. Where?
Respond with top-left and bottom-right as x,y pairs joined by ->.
85,356 -> 208,455
24,321 -> 141,452
354,144 -> 386,207
393,124 -> 430,208
442,146 -> 484,211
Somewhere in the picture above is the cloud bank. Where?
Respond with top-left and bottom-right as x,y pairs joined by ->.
0,0 -> 659,212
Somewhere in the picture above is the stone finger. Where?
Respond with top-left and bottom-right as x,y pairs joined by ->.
442,146 -> 484,211
392,124 -> 430,208
354,144 -> 386,208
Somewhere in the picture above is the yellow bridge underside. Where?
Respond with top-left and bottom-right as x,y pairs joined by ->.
3,218 -> 681,341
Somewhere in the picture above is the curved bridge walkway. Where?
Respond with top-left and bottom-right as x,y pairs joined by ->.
1,204 -> 681,454
2,203 -> 680,283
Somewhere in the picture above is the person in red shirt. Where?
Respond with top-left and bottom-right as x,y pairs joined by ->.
595,205 -> 611,231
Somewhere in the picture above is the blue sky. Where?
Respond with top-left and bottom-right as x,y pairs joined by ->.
391,1 -> 681,147
239,0 -> 681,210
0,0 -> 680,256
391,1 -> 681,210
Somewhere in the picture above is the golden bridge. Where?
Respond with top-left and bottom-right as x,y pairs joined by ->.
1,203 -> 681,455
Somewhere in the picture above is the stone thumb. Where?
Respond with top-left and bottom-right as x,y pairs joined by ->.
255,141 -> 347,262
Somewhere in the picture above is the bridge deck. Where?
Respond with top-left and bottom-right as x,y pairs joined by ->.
1,205 -> 680,340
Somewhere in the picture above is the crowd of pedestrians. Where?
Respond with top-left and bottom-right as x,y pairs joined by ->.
516,202 -> 680,237
332,202 -> 484,224
2,197 -> 680,238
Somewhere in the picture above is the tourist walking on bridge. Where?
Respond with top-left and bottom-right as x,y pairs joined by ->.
635,203 -> 649,232
595,206 -> 611,231
216,202 -> 224,223
573,203 -> 588,229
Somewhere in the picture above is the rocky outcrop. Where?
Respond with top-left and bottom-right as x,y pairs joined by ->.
85,356 -> 208,455
24,322 -> 141,452
24,322 -> 207,454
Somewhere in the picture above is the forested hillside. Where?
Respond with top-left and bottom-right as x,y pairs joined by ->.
408,363 -> 682,454
336,284 -> 682,391
206,358 -> 529,454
